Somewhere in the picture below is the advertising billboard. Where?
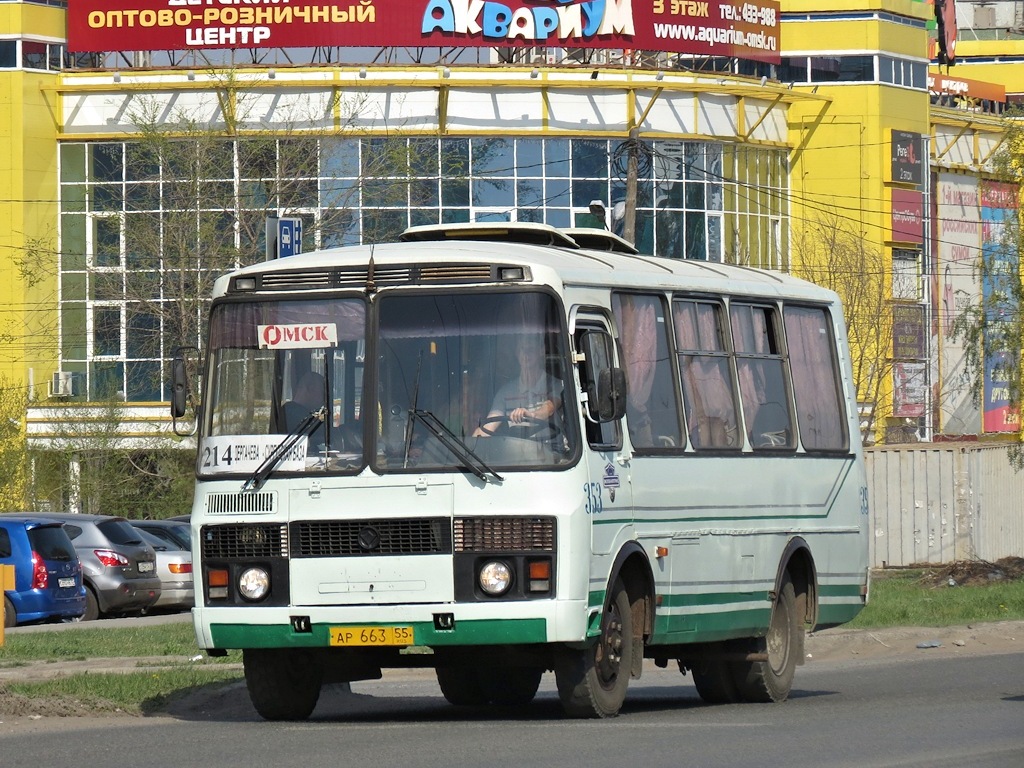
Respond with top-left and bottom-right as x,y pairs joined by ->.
67,0 -> 781,62
936,172 -> 981,435
981,182 -> 1019,433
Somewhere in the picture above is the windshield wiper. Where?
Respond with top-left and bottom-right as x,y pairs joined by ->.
242,407 -> 326,492
410,409 -> 503,483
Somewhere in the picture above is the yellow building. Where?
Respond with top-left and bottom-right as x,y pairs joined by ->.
0,2 -> 61,396
0,0 -> 1017,509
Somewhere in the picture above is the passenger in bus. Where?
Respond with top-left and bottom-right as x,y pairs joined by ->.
283,370 -> 327,450
472,337 -> 562,438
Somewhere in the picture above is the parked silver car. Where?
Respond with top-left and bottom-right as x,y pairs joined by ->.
131,524 -> 193,612
32,513 -> 161,621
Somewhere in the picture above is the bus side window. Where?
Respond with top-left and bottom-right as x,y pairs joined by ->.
575,327 -> 622,450
612,293 -> 682,451
731,303 -> 795,450
672,299 -> 740,450
783,306 -> 849,451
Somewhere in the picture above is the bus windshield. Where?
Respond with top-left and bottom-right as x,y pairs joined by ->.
200,290 -> 576,479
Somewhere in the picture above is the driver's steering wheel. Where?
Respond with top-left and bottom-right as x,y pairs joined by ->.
478,412 -> 564,443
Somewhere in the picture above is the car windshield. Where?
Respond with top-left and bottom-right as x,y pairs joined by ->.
27,526 -> 76,561
200,290 -> 575,479
143,525 -> 190,551
97,519 -> 145,546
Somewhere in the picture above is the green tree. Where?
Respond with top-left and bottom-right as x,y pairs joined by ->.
950,117 -> 1024,462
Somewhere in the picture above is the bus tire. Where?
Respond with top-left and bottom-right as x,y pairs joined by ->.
482,666 -> 544,706
732,575 -> 800,703
555,578 -> 632,718
244,648 -> 323,721
436,666 -> 490,706
689,657 -> 740,704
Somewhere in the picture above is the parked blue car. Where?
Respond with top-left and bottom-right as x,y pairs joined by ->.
1,515 -> 86,627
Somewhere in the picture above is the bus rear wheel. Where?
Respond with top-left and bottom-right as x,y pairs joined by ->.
555,578 -> 633,718
244,648 -> 323,721
732,576 -> 801,702
689,656 -> 740,704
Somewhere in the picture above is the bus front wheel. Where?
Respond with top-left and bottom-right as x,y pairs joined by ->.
555,578 -> 633,718
732,575 -> 801,702
244,648 -> 323,721
436,666 -> 490,706
437,665 -> 544,707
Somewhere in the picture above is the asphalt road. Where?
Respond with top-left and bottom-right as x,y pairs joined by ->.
1,646 -> 1022,767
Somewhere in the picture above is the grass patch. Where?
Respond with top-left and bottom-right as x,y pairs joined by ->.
0,621 -> 238,663
0,668 -> 243,717
846,567 -> 1024,629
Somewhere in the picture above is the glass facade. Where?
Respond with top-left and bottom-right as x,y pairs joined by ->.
58,136 -> 788,402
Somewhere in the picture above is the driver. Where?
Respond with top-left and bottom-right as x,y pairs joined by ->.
473,337 -> 562,437
283,370 -> 326,450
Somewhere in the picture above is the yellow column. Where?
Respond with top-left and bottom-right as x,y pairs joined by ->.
0,563 -> 15,644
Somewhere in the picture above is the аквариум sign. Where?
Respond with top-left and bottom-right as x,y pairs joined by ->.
67,0 -> 780,63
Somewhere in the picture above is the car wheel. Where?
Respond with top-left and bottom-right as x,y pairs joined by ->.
81,586 -> 100,621
3,595 -> 15,628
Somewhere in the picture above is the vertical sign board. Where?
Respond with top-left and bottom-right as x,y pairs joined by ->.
891,131 -> 923,186
266,216 -> 303,260
935,173 -> 982,434
981,182 -> 1019,432
891,189 -> 924,243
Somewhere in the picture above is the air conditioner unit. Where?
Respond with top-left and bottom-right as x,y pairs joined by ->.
50,371 -> 73,398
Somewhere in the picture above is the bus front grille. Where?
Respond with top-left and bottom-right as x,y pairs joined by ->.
201,524 -> 288,559
290,518 -> 453,557
205,491 -> 276,515
454,516 -> 556,552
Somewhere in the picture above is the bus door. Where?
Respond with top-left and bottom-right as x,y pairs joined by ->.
571,310 -> 632,557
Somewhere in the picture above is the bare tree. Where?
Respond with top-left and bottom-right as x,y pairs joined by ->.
792,208 -> 897,443
0,376 -> 29,509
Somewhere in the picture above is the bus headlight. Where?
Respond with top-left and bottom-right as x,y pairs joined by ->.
478,561 -> 513,596
238,567 -> 271,601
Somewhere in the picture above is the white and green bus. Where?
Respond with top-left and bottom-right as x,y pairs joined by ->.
173,223 -> 869,720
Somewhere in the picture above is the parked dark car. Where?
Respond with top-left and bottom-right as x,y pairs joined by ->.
131,524 -> 193,612
1,515 -> 86,627
132,519 -> 191,551
32,513 -> 161,621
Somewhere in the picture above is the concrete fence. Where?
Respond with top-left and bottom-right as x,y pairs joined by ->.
865,443 -> 1024,568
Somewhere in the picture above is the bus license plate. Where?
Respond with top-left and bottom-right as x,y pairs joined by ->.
329,626 -> 414,647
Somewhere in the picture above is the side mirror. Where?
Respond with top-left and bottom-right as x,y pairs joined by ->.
171,356 -> 189,419
170,346 -> 201,437
597,368 -> 627,422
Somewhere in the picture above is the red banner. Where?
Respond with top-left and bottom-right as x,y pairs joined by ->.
67,0 -> 780,63
891,189 -> 923,244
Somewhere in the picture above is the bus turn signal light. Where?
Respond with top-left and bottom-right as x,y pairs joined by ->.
528,560 -> 551,592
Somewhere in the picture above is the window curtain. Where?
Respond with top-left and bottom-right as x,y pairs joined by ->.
614,294 -> 658,445
784,307 -> 846,450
